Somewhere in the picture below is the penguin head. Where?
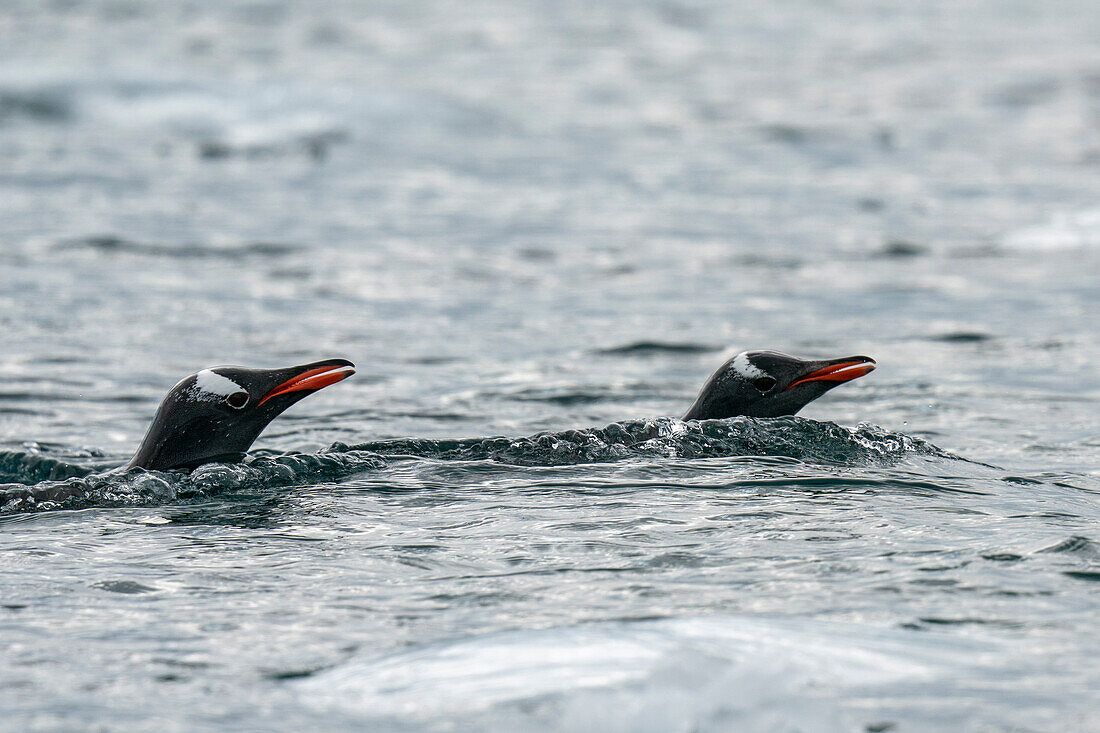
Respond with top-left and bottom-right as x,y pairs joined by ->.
683,350 -> 875,420
128,358 -> 355,471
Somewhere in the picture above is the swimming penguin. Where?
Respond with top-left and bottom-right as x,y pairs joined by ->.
128,358 -> 355,471
683,351 -> 875,420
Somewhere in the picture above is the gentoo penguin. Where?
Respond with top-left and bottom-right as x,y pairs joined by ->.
128,358 -> 355,471
684,350 -> 875,420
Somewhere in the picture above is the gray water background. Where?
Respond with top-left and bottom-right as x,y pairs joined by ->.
0,0 -> 1098,730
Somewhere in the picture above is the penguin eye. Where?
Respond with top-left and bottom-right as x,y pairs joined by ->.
752,376 -> 777,392
225,391 -> 250,409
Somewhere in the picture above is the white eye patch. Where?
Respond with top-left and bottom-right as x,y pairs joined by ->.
730,352 -> 766,380
187,369 -> 245,402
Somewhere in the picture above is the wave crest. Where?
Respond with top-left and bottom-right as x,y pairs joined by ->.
343,416 -> 951,466
2,419 -> 957,514
0,449 -> 383,515
0,450 -> 96,484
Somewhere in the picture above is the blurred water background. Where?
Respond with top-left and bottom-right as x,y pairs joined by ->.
0,0 -> 1098,730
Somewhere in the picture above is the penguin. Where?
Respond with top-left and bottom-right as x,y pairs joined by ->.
684,350 -> 875,420
128,358 -> 355,471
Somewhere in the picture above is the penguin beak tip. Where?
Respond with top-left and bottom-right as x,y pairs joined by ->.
786,356 -> 876,391
258,362 -> 356,406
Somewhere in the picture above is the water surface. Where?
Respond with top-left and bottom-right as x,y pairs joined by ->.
1,1 -> 1098,730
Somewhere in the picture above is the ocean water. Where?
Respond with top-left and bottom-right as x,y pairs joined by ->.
1,1 -> 1098,730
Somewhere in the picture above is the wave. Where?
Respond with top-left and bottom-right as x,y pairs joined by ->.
0,450 -> 97,484
50,236 -> 300,259
342,416 -> 955,467
297,614 -> 999,730
0,87 -> 72,123
594,341 -> 720,356
1,418 -> 959,515
0,450 -> 384,515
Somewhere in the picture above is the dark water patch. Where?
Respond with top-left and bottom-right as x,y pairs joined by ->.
0,407 -> 44,416
198,142 -> 233,159
323,408 -> 478,423
865,723 -> 897,733
989,78 -> 1060,108
266,266 -> 312,280
595,341 -> 720,356
403,355 -> 466,365
758,123 -> 808,144
732,253 -> 803,269
1038,536 -> 1099,557
1001,475 -> 1044,486
917,617 -> 1017,628
342,417 -> 955,468
152,658 -> 210,670
876,240 -> 927,258
1008,512 -> 1081,520
52,236 -> 300,259
1049,479 -> 1089,492
1063,571 -> 1100,582
92,580 -> 157,594
653,475 -> 982,496
266,667 -> 328,681
0,450 -> 96,484
0,390 -> 147,403
36,355 -> 86,365
197,127 -> 348,161
163,497 -> 293,530
982,553 -> 1024,562
708,510 -> 788,520
924,332 -> 995,343
382,411 -> 482,422
516,246 -> 555,262
0,449 -> 384,515
949,243 -> 1003,258
644,553 -> 708,569
504,388 -> 645,406
991,589 -> 1055,598
0,89 -> 72,123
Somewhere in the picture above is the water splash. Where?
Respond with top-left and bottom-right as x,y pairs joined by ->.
343,416 -> 955,467
1,418 -> 960,515
0,449 -> 383,515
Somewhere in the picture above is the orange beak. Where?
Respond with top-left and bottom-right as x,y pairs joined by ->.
258,364 -> 356,406
785,358 -> 876,391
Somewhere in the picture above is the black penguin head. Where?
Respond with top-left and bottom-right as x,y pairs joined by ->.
683,350 -> 875,420
128,358 -> 355,471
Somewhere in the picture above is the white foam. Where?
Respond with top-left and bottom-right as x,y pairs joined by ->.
193,369 -> 243,398
730,352 -> 765,380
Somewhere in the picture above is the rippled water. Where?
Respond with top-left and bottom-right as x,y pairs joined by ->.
1,1 -> 1098,730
